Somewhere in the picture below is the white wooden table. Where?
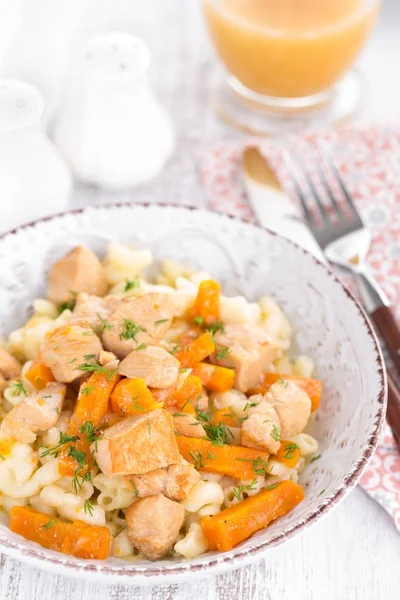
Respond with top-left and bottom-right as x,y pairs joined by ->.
1,1 -> 400,598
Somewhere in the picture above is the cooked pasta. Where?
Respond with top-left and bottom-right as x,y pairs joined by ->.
0,243 -> 322,562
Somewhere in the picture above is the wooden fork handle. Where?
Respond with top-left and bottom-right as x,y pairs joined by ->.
387,373 -> 400,450
371,305 -> 400,375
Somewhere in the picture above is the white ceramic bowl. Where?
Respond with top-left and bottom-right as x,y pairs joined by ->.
0,204 -> 386,584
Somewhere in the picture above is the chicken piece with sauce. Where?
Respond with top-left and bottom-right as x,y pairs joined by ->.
240,400 -> 282,454
102,293 -> 175,359
171,412 -> 206,439
71,292 -> 123,331
0,348 -> 22,392
93,409 -> 180,477
126,494 -> 185,560
47,245 -> 108,304
118,345 -> 179,389
126,457 -> 200,501
0,382 -> 66,443
265,380 -> 312,438
210,324 -> 280,392
40,324 -> 102,383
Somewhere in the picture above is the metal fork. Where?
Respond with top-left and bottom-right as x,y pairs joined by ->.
284,143 -> 400,446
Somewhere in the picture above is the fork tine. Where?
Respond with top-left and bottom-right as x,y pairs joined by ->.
282,150 -> 315,229
318,141 -> 363,223
292,148 -> 330,223
306,145 -> 343,218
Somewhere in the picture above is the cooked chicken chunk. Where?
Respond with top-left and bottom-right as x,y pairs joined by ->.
93,409 -> 180,476
196,387 -> 209,412
171,412 -> 206,438
210,324 -> 280,392
0,348 -> 21,380
0,382 -> 66,443
102,293 -> 174,359
127,469 -> 167,498
165,459 -> 201,500
118,346 -> 179,389
241,401 -> 281,454
47,245 -> 108,304
40,325 -> 102,383
98,350 -> 118,366
126,494 -> 184,560
266,380 -> 312,437
71,293 -> 123,330
127,458 -> 200,501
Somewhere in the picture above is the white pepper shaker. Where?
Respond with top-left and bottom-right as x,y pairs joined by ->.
0,80 -> 72,234
54,31 -> 175,190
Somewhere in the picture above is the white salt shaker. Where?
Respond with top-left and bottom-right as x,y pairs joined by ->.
54,32 -> 175,189
0,80 -> 72,233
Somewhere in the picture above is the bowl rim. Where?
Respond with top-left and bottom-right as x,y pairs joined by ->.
0,202 -> 387,581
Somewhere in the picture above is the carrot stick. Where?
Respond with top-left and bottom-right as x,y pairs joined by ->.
192,280 -> 221,325
211,408 -> 237,428
25,358 -> 55,390
201,480 -> 304,551
274,440 -> 301,468
111,378 -> 163,416
176,435 -> 270,479
249,373 -> 323,412
59,370 -> 119,476
175,332 -> 215,368
152,375 -> 203,415
69,371 -> 120,434
10,506 -> 110,559
192,362 -> 235,392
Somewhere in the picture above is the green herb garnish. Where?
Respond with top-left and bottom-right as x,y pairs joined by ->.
10,381 -> 27,397
43,518 -> 56,530
233,479 -> 257,501
40,432 -> 79,458
310,454 -> 321,463
270,425 -> 281,442
124,276 -> 140,292
119,318 -> 146,342
154,319 -> 168,326
97,313 -> 112,333
189,450 -> 205,469
283,443 -> 300,460
83,499 -> 94,517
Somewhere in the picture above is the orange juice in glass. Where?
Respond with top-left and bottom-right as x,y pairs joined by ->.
203,0 -> 380,133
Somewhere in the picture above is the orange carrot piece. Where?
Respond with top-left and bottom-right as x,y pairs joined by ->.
111,378 -> 163,416
175,332 -> 215,368
152,375 -> 202,415
59,370 -> 119,476
176,436 -> 270,479
201,480 -> 304,551
98,411 -> 122,429
10,506 -> 110,559
69,371 -> 120,434
25,358 -> 55,390
274,440 -> 301,469
192,280 -> 221,325
192,362 -> 235,393
249,373 -> 323,412
211,408 -> 237,428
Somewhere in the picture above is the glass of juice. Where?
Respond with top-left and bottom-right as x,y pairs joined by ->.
202,0 -> 381,134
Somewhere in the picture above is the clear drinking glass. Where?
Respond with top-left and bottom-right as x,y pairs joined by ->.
202,0 -> 381,134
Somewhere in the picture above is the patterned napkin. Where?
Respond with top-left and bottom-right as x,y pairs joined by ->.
199,126 -> 400,529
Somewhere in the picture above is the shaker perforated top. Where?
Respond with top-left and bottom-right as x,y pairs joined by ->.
0,80 -> 44,132
83,32 -> 151,81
